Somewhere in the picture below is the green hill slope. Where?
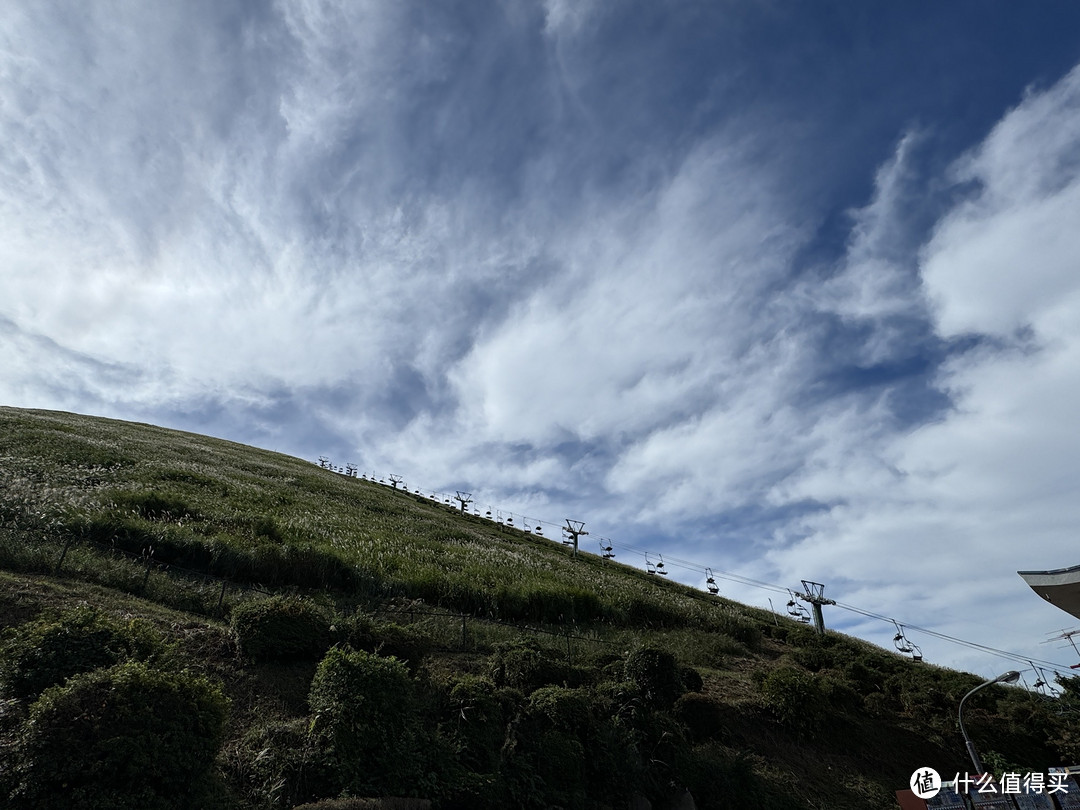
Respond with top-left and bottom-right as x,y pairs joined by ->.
1,406 -> 1075,810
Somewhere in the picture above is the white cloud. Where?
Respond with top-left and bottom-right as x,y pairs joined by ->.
758,64 -> 1080,673
922,65 -> 1080,340
4,1 -> 1080,677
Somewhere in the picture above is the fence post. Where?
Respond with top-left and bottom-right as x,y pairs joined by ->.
141,547 -> 155,591
55,536 -> 75,575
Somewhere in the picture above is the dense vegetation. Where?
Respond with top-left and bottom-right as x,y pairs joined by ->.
1,406 -> 1077,809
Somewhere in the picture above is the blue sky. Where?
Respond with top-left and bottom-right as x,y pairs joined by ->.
4,1 -> 1080,679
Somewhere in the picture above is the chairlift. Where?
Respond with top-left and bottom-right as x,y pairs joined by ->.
506,515 -> 514,526
535,525 -> 543,535
892,623 -> 913,655
646,553 -> 657,575
705,567 -> 719,595
892,622 -> 922,661
599,539 -> 615,559
485,510 -> 492,518
655,554 -> 668,576
786,591 -> 811,623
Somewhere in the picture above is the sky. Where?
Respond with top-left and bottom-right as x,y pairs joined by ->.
3,0 -> 1080,682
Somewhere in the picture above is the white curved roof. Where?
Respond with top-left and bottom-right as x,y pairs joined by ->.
1019,564 -> 1080,621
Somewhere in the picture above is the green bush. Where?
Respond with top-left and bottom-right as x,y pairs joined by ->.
444,676 -> 505,773
0,606 -> 165,699
6,660 -> 228,810
371,622 -> 434,666
675,741 -> 757,809
674,692 -> 728,742
231,718 -> 337,810
291,799 -> 431,810
489,640 -> 568,693
754,666 -> 826,732
528,685 -> 592,734
308,647 -> 423,797
624,647 -> 685,709
231,596 -> 332,662
679,664 -> 704,693
791,644 -> 835,673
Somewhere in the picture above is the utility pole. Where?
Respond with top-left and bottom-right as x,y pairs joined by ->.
797,580 -> 835,635
562,520 -> 588,558
454,491 -> 473,514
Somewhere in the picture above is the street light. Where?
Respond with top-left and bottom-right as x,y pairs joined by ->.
958,670 -> 1021,774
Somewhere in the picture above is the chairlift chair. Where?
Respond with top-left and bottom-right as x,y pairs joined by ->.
705,568 -> 719,595
655,554 -> 668,576
786,592 -> 811,623
646,553 -> 657,575
535,525 -> 543,535
892,622 -> 915,654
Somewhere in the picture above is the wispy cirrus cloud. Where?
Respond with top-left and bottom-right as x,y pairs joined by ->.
3,1 -> 1080,674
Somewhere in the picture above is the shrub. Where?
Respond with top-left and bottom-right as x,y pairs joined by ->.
674,692 -> 728,742
489,640 -> 568,693
679,664 -> 704,693
231,596 -> 332,662
292,800 -> 431,810
675,741 -> 757,808
7,660 -> 228,810
754,666 -> 826,732
308,647 -> 423,797
0,606 -> 165,699
791,644 -> 835,673
371,622 -> 434,666
624,647 -> 684,709
230,718 -> 337,810
444,676 -> 505,773
528,685 -> 592,734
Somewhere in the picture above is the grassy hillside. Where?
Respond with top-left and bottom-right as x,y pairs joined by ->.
1,406 -> 1076,810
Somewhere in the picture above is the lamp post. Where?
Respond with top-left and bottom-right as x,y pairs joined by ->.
958,670 -> 1021,773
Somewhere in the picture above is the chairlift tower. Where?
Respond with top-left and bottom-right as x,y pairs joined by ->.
797,580 -> 835,635
454,491 -> 473,514
388,474 -> 403,490
562,519 -> 588,558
